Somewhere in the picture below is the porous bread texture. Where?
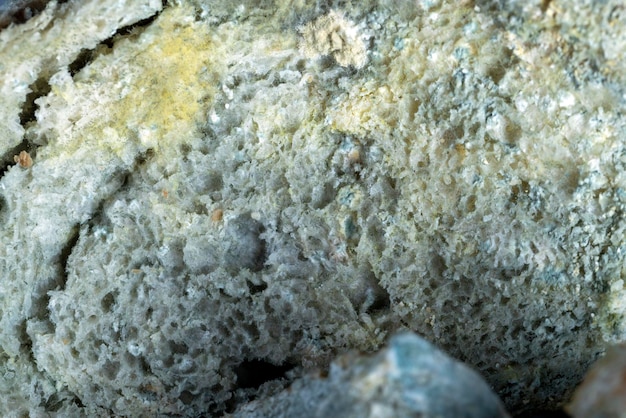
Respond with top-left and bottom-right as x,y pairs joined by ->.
1,0 -> 626,416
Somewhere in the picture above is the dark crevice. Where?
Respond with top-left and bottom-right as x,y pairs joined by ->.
16,227 -> 79,371
17,320 -> 35,360
72,396 -> 85,409
72,396 -> 84,408
19,76 -> 51,126
57,224 -> 81,292
223,397 -> 238,415
89,11 -> 163,58
118,171 -> 132,192
68,48 -> 95,77
0,193 -> 6,224
19,227 -> 80,365
68,12 -> 161,77
110,11 -> 162,39
67,5 -> 165,76
365,284 -> 391,315
234,359 -> 296,390
353,273 -> 391,316
246,280 -> 268,295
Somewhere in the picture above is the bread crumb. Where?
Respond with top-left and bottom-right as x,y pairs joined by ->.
13,151 -> 33,168
211,209 -> 223,222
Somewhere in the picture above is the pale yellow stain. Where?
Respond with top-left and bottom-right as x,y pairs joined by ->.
52,4 -> 221,161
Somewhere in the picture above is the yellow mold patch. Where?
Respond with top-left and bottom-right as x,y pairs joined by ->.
121,12 -> 215,140
37,4 -> 223,162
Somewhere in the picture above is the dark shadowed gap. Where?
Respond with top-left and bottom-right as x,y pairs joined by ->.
234,359 -> 296,389
515,409 -> 571,418
57,224 -> 80,291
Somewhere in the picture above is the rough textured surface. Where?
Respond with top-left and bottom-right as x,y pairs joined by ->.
232,332 -> 510,418
1,0 -> 625,416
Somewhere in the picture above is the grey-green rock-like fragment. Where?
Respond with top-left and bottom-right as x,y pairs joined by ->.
233,332 -> 510,418
567,342 -> 626,418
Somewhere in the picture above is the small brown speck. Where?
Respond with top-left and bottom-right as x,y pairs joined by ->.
13,151 -> 33,168
211,208 -> 223,222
